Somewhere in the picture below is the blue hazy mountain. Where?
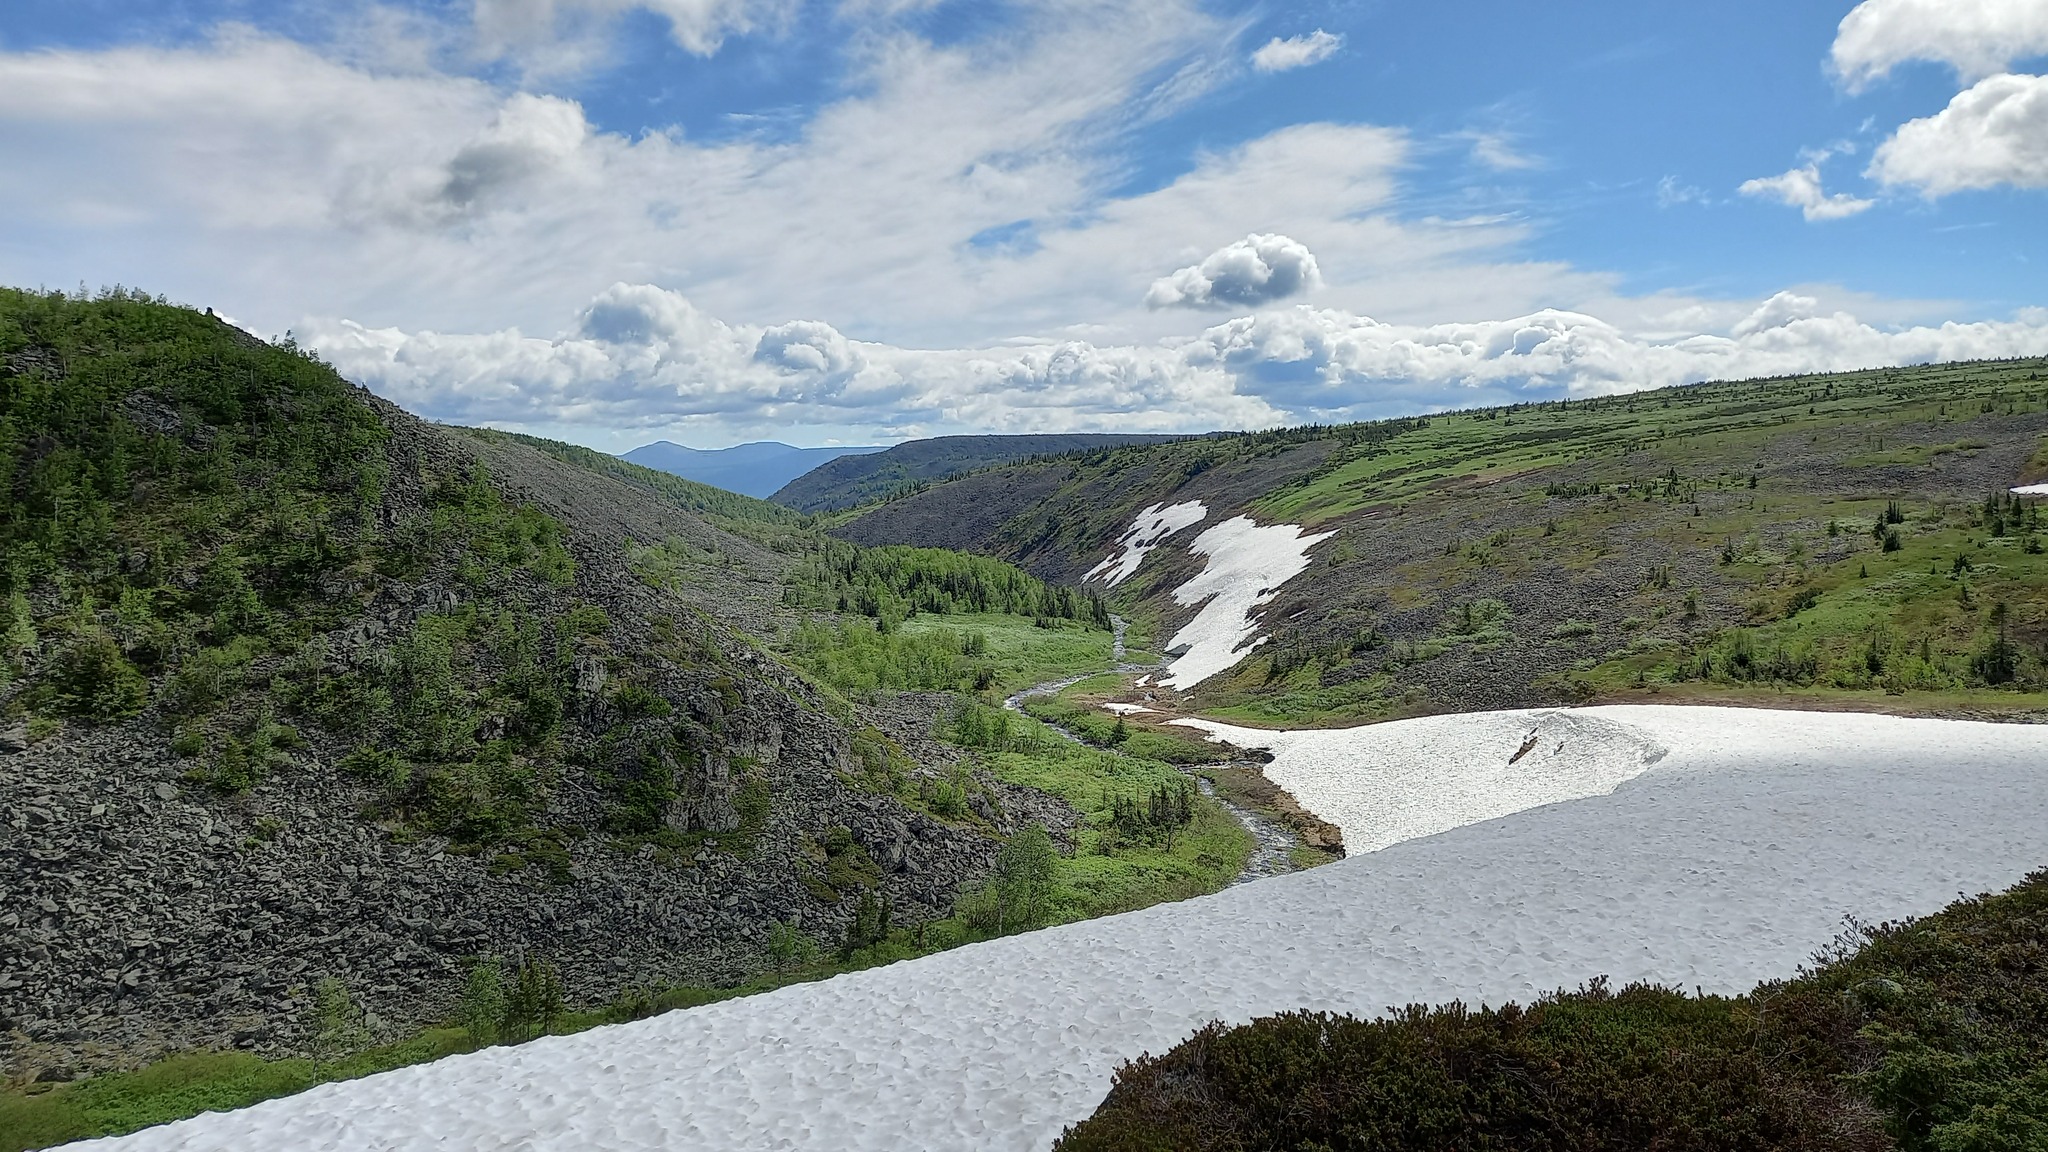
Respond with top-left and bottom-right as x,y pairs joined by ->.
620,440 -> 886,498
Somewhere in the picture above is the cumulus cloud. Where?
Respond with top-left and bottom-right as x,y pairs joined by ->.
1869,71 -> 2048,194
1251,30 -> 1342,73
308,283 -> 2048,440
439,94 -> 591,211
1145,233 -> 1322,309
309,283 -> 1279,436
1832,0 -> 2048,90
1738,162 -> 1876,220
1179,299 -> 2048,418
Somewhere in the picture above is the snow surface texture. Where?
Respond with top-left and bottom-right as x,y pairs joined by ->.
2014,483 -> 2048,495
1081,501 -> 1206,587
1157,515 -> 1335,689
1174,709 -> 1670,853
80,706 -> 2048,1152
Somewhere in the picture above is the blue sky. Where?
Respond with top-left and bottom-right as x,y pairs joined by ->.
3,0 -> 2047,448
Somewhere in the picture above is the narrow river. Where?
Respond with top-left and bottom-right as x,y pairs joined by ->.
1003,616 -> 1300,885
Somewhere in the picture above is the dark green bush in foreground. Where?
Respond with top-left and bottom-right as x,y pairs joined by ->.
1058,869 -> 2048,1152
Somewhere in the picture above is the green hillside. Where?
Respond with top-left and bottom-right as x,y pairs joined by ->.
462,428 -> 806,529
840,359 -> 2048,723
1,288 -> 1279,1136
771,432 -> 1192,513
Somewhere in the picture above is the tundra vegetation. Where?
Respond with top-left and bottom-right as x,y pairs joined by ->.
839,357 -> 2048,724
1057,869 -> 2048,1152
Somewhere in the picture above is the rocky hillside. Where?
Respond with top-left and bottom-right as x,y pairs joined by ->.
840,360 -> 2048,722
0,290 -> 1073,1081
771,433 -> 1193,513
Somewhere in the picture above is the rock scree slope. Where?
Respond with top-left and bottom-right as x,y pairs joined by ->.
0,290 -> 1071,1083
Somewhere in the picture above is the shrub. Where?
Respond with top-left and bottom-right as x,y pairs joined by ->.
311,977 -> 370,1055
339,745 -> 410,789
612,681 -> 672,721
1973,630 -> 2021,686
766,921 -> 820,971
503,957 -> 564,1042
3,589 -> 35,656
460,962 -> 507,1047
840,890 -> 892,959
558,603 -> 611,641
453,953 -> 567,1047
1059,981 -> 1881,1152
161,638 -> 262,718
1058,870 -> 2048,1152
994,823 -> 1057,931
40,630 -> 149,722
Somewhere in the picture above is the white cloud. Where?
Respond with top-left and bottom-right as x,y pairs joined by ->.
1250,30 -> 1341,73
1833,0 -> 2048,90
5,5 -> 2039,451
1869,71 -> 2048,194
438,94 -> 592,213
1178,299 -> 2048,418
1656,175 -> 1708,207
1144,233 -> 1322,309
1738,162 -> 1876,221
309,283 -> 1280,438
309,283 -> 2048,442
1466,132 -> 1537,171
0,9 -> 1255,343
474,0 -> 794,67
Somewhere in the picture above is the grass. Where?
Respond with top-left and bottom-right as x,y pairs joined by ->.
1572,495 -> 2048,705
0,1031 -> 474,1151
895,612 -> 1117,695
1253,362 -> 2048,528
978,710 -> 1251,918
1018,692 -> 1230,765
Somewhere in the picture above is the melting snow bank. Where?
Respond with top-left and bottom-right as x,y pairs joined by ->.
1082,501 -> 1206,586
2014,483 -> 2048,495
81,707 -> 2048,1152
1172,708 -> 1670,854
1157,516 -> 1335,689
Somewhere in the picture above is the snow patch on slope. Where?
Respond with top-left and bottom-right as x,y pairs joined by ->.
79,708 -> 2048,1152
1082,501 -> 1207,586
2014,483 -> 2048,495
1175,709 -> 1667,853
1158,516 -> 1335,689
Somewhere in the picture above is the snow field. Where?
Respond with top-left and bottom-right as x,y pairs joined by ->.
1081,501 -> 1206,587
1099,702 -> 1156,715
2013,483 -> 2048,495
1173,708 -> 1670,853
78,707 -> 2048,1152
1157,515 -> 1334,689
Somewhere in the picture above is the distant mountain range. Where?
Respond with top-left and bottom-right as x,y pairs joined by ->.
619,440 -> 885,498
769,433 -> 1193,512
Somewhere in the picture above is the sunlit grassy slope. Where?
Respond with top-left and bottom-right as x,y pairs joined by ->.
843,359 -> 2048,724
